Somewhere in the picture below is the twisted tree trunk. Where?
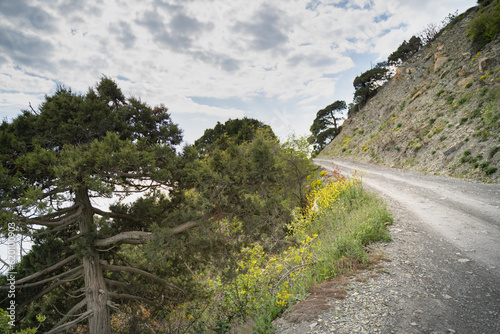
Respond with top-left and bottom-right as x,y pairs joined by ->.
77,187 -> 111,334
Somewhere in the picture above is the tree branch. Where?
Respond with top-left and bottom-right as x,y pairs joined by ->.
45,310 -> 92,334
171,221 -> 198,234
94,221 -> 198,248
101,263 -> 184,295
105,278 -> 130,291
25,205 -> 83,227
52,298 -> 87,329
19,269 -> 83,311
9,266 -> 83,290
92,207 -> 142,223
14,254 -> 77,285
109,292 -> 159,306
94,231 -> 154,247
32,204 -> 81,221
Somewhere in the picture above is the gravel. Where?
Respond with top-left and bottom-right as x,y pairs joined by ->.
274,160 -> 500,334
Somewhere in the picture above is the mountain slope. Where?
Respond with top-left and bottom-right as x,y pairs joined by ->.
319,5 -> 500,183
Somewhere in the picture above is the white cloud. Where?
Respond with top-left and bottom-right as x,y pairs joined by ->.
0,0 -> 477,138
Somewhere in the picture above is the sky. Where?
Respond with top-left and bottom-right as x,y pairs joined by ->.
0,0 -> 478,145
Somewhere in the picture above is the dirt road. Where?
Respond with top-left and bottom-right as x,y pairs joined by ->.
275,158 -> 500,334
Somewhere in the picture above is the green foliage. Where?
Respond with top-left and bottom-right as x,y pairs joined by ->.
353,63 -> 390,106
0,308 -> 44,334
309,100 -> 347,156
194,118 -> 273,154
468,0 -> 500,50
0,77 -> 184,332
156,171 -> 392,332
388,36 -> 422,65
485,167 -> 498,175
489,146 -> 500,158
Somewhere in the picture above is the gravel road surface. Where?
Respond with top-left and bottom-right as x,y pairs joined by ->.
274,158 -> 500,334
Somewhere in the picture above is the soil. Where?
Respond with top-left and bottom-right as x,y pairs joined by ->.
273,158 -> 500,334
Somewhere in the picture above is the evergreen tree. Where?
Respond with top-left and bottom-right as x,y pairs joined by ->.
0,78 -> 191,333
309,100 -> 346,156
194,117 -> 274,154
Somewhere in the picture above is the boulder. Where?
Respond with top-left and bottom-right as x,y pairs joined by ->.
434,57 -> 448,72
479,57 -> 497,73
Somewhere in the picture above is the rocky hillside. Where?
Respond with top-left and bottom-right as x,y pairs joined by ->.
319,5 -> 500,183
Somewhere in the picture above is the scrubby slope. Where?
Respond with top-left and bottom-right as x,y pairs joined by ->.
319,6 -> 500,182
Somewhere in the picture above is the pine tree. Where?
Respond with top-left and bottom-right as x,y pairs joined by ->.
0,78 -> 193,333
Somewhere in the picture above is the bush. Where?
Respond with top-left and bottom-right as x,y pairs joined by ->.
468,0 -> 500,50
485,167 -> 498,175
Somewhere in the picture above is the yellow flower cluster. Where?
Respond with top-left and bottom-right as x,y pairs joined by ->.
200,175 -> 356,323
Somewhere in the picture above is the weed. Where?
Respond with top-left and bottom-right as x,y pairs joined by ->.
489,146 -> 500,158
479,161 -> 490,169
480,87 -> 489,97
437,89 -> 445,97
446,95 -> 455,105
432,150 -> 436,155
485,167 -> 498,175
465,82 -> 473,89
400,101 -> 406,111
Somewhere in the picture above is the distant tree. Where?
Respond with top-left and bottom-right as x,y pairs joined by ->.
353,63 -> 390,106
478,0 -> 493,6
309,100 -> 346,156
388,36 -> 422,65
194,117 -> 274,154
0,78 -> 189,334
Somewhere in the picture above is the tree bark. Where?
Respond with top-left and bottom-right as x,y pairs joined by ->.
77,187 -> 112,334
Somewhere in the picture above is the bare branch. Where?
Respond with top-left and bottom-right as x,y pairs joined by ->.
33,204 -> 81,221
52,298 -> 87,329
109,292 -> 159,306
14,254 -> 77,285
5,265 -> 83,290
45,310 -> 92,334
94,231 -> 154,247
18,269 -> 83,311
28,205 -> 83,227
93,222 -> 198,248
101,263 -> 184,295
92,207 -> 142,223
29,102 -> 39,115
171,221 -> 198,234
0,257 -> 9,267
105,278 -> 129,291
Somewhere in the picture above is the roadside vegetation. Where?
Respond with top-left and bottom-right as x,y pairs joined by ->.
108,166 -> 392,333
0,78 -> 392,333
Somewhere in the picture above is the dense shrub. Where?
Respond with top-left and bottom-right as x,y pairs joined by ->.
468,0 -> 500,50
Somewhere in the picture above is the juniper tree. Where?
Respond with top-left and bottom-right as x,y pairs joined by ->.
0,78 -> 194,333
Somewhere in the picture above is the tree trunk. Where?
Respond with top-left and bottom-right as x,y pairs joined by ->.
77,187 -> 112,334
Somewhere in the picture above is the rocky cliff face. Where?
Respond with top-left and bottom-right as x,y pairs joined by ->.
319,6 -> 500,182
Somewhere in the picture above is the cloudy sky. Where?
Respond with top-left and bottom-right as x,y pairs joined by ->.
0,0 -> 477,144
